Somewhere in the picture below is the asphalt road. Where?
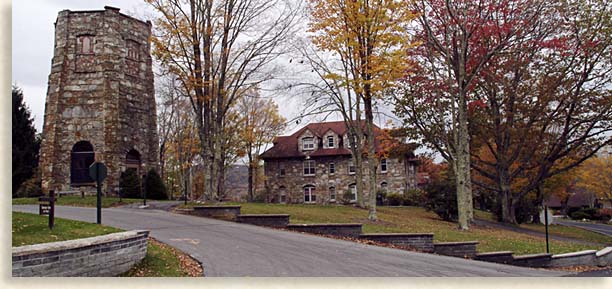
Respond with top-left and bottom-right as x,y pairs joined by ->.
12,205 -> 566,277
555,219 -> 612,238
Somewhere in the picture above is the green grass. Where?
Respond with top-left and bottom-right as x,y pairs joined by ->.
12,212 -> 195,277
521,223 -> 611,245
12,196 -> 146,208
182,202 -> 608,255
12,211 -> 123,246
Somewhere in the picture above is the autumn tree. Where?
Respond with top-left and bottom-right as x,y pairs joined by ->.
147,0 -> 301,201
395,0 -> 566,229
575,155 -> 612,208
306,0 -> 417,220
236,89 -> 286,202
467,0 -> 612,224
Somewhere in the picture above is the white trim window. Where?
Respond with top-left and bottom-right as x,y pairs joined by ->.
329,162 -> 335,174
380,159 -> 388,173
304,185 -> 316,203
348,183 -> 357,202
279,186 -> 287,203
348,161 -> 355,175
303,160 -> 316,176
303,137 -> 315,150
329,186 -> 336,202
327,136 -> 335,148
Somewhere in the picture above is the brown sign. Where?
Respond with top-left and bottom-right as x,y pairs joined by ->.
39,204 -> 51,215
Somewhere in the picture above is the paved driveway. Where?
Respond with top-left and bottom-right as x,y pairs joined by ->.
555,219 -> 612,238
12,205 -> 565,277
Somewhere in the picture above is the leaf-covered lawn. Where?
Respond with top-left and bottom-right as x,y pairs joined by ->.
12,196 -> 146,208
182,202 -> 608,255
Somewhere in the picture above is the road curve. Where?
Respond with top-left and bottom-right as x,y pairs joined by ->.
555,219 -> 612,238
12,205 -> 565,277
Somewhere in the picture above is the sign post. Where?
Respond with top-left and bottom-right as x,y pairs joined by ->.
38,190 -> 56,229
89,162 -> 108,225
544,205 -> 550,254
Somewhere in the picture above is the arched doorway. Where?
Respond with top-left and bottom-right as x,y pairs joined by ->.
71,141 -> 95,184
125,149 -> 141,175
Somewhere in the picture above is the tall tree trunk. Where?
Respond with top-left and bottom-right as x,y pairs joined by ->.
247,153 -> 254,202
364,99 -> 377,221
456,90 -> 472,229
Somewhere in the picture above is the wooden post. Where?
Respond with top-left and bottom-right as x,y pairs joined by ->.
49,190 -> 55,229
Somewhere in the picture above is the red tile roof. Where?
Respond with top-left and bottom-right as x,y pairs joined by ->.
261,120 -> 383,159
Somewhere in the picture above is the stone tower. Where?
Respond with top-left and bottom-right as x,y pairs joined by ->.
40,6 -> 158,194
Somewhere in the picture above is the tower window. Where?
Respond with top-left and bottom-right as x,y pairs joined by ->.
78,35 -> 94,54
127,40 -> 140,60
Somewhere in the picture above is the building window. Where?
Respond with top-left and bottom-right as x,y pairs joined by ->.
380,182 -> 388,192
303,160 -> 316,176
348,183 -> 357,202
77,35 -> 94,54
304,185 -> 316,203
329,186 -> 336,202
348,161 -> 355,175
303,137 -> 315,150
127,40 -> 140,60
279,164 -> 286,177
279,186 -> 287,204
329,163 -> 335,174
327,136 -> 335,148
381,159 -> 388,173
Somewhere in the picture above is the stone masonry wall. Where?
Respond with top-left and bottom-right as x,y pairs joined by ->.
12,230 -> 149,277
40,6 -> 158,193
264,156 -> 417,204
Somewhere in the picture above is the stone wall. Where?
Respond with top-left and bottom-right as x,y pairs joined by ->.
40,6 -> 158,193
360,233 -> 434,252
474,251 -> 514,264
286,223 -> 363,238
12,230 -> 148,277
236,214 -> 290,228
433,241 -> 479,258
264,156 -> 416,204
192,206 -> 241,220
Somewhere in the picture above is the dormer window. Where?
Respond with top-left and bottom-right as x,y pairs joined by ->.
303,137 -> 315,150
327,136 -> 335,148
77,35 -> 94,54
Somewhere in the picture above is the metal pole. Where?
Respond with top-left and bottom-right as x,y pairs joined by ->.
49,190 -> 55,230
96,165 -> 102,224
544,205 -> 550,254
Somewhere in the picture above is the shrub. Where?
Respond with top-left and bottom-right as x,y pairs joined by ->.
342,190 -> 354,205
570,208 -> 601,220
144,169 -> 168,200
120,169 -> 142,199
403,188 -> 426,206
15,170 -> 42,198
386,193 -> 403,206
424,178 -> 457,222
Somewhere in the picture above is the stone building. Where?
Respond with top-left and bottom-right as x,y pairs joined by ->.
39,6 -> 158,193
260,121 -> 419,204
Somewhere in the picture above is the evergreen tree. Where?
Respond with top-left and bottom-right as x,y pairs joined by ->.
12,86 -> 40,196
144,169 -> 168,200
119,169 -> 142,199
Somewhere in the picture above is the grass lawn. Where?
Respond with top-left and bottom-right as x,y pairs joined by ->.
12,212 -> 198,277
182,202 -> 609,255
12,196 -> 146,208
